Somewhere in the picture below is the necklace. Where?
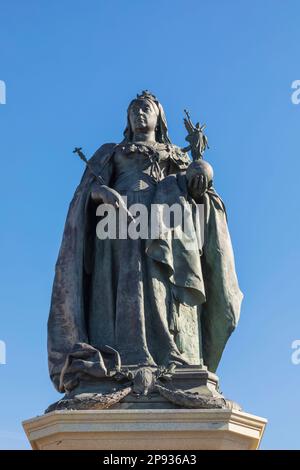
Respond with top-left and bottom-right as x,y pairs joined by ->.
117,142 -> 165,182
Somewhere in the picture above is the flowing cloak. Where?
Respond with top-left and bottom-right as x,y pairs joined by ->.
48,143 -> 243,392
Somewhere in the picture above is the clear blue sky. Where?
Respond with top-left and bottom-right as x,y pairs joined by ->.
0,0 -> 299,449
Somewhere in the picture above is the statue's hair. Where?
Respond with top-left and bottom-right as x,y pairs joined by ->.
123,91 -> 171,144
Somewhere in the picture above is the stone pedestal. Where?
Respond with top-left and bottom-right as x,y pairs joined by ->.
23,408 -> 267,450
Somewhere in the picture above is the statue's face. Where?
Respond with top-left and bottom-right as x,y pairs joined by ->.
128,99 -> 158,134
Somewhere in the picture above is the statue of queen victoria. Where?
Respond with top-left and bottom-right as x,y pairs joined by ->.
47,91 -> 243,410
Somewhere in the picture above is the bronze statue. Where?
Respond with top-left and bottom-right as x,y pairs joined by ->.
47,91 -> 243,411
182,109 -> 209,160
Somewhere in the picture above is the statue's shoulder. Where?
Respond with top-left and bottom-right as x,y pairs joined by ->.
167,144 -> 191,170
88,143 -> 117,172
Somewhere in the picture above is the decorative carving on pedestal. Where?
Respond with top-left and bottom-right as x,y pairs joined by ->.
45,365 -> 241,413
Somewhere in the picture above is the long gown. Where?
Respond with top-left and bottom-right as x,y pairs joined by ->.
88,143 -> 203,368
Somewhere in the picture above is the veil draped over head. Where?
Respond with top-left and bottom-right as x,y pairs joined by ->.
123,90 -> 171,144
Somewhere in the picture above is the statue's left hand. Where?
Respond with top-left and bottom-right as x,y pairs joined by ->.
186,159 -> 213,201
187,173 -> 208,201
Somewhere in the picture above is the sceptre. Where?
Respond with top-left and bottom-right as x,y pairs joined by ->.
73,147 -> 135,222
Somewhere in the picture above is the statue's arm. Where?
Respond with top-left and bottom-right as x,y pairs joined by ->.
86,144 -> 121,208
88,143 -> 116,185
87,144 -> 134,219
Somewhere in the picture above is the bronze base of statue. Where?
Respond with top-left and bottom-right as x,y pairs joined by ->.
45,365 -> 241,413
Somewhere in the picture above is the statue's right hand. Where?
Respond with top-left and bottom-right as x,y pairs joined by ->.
90,185 -> 120,208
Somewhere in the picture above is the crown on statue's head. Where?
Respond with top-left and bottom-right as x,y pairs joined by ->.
136,90 -> 157,101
